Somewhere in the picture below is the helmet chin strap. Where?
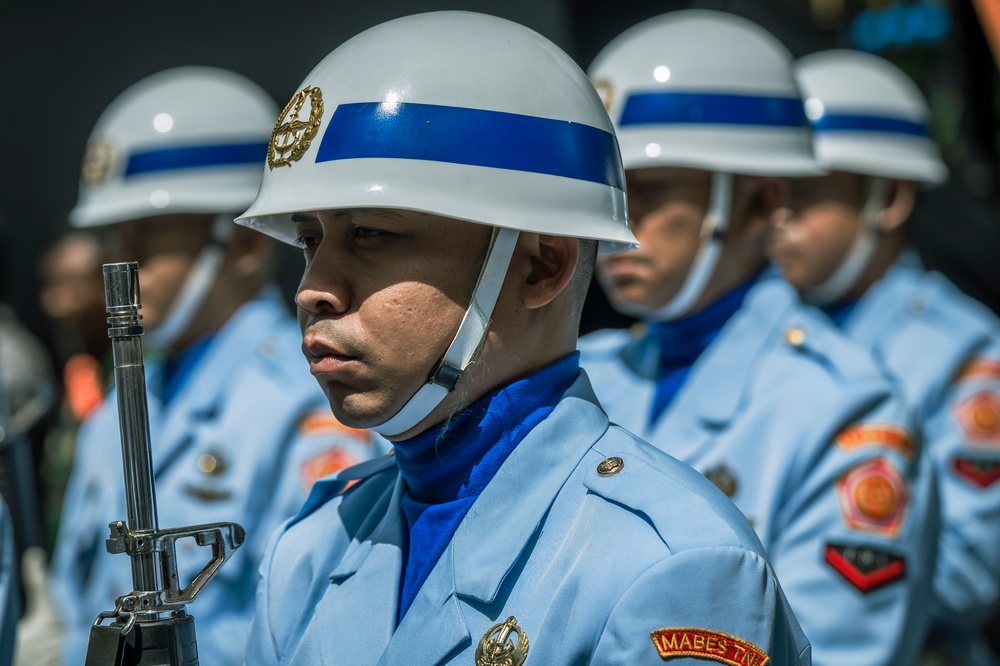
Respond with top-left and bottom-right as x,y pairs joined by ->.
371,226 -> 520,438
146,213 -> 233,351
612,171 -> 732,322
802,178 -> 888,306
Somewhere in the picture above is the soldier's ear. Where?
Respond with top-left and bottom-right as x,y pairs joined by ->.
517,232 -> 579,310
878,180 -> 916,233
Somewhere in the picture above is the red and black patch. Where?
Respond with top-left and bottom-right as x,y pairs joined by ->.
951,456 -> 1000,489
824,543 -> 905,593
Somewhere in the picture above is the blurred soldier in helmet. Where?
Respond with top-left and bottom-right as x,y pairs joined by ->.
578,10 -> 937,665
769,49 -> 1000,665
238,11 -> 809,665
42,66 -> 389,666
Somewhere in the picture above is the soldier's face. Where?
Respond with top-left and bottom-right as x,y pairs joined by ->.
293,208 -> 492,431
767,172 -> 866,292
114,214 -> 215,331
596,167 -> 710,309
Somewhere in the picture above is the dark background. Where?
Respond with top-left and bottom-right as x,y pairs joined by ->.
1,0 -> 997,342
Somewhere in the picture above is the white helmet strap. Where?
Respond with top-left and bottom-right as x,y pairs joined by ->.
803,177 -> 888,306
371,226 -> 520,438
146,213 -> 234,351
613,171 -> 733,322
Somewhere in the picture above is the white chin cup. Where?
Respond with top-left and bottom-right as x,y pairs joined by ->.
145,213 -> 234,350
370,227 -> 520,438
612,171 -> 732,322
802,177 -> 888,306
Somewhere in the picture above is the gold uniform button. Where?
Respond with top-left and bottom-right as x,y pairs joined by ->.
597,456 -> 624,476
784,327 -> 806,347
197,453 -> 219,475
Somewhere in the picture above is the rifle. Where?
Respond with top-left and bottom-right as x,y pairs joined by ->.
85,262 -> 244,666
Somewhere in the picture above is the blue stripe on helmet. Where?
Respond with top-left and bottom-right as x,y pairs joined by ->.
315,102 -> 625,190
812,113 -> 929,137
619,91 -> 808,128
125,141 -> 269,177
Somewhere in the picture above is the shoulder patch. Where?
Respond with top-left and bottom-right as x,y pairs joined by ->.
955,358 -> 1000,383
835,424 -> 914,460
301,447 -> 360,490
650,628 -> 769,665
824,543 -> 906,593
298,411 -> 373,444
951,455 -> 1000,489
955,391 -> 1000,445
837,458 -> 908,538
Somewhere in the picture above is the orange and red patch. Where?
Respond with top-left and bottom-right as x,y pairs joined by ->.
650,628 -> 769,665
955,391 -> 1000,445
837,458 -> 908,538
301,448 -> 358,490
298,411 -> 372,444
835,424 -> 914,459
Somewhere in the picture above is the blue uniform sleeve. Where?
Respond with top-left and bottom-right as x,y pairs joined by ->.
924,356 -> 1000,624
592,547 -> 810,665
767,392 -> 936,666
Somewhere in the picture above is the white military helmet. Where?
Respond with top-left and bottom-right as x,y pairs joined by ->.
236,12 -> 634,253
795,49 -> 947,184
791,50 -> 946,305
70,66 -> 278,228
589,10 -> 820,320
590,9 -> 819,176
70,67 -> 278,349
238,11 -> 633,438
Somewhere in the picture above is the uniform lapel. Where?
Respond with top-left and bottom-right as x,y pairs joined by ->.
295,476 -> 407,665
152,295 -> 280,477
379,373 -> 609,666
651,274 -> 793,463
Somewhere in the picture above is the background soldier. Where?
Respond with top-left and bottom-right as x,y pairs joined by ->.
579,11 -> 938,665
41,66 -> 389,665
770,48 -> 1000,665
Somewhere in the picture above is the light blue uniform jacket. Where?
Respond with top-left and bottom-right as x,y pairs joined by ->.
579,273 -> 938,666
247,371 -> 811,665
1,499 -> 17,666
841,251 -> 1000,624
51,290 -> 389,665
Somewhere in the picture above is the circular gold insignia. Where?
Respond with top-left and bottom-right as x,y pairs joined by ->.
591,77 -> 614,113
784,327 -> 806,347
81,136 -> 117,185
973,403 -> 999,431
597,456 -> 624,476
476,616 -> 529,666
704,464 -> 738,497
269,86 -> 324,170
196,451 -> 228,476
853,474 -> 897,520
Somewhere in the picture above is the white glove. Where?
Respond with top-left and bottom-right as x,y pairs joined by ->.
14,547 -> 63,666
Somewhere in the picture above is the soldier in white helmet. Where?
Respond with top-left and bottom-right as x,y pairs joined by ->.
578,10 -> 938,665
238,11 -> 809,665
43,67 -> 389,665
769,49 -> 1000,665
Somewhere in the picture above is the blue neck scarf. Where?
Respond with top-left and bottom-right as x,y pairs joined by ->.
160,334 -> 215,406
394,352 -> 580,622
820,299 -> 860,329
647,272 -> 759,426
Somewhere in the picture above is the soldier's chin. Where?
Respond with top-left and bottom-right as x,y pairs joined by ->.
328,395 -> 396,431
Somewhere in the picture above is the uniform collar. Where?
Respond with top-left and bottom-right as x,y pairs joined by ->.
449,370 -> 609,603
662,269 -> 799,427
843,249 -> 924,342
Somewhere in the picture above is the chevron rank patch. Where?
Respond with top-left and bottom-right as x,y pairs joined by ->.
955,391 -> 1000,446
824,543 -> 906,593
650,628 -> 769,665
835,424 -> 914,459
837,458 -> 908,538
298,411 -> 373,444
951,455 -> 1000,489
